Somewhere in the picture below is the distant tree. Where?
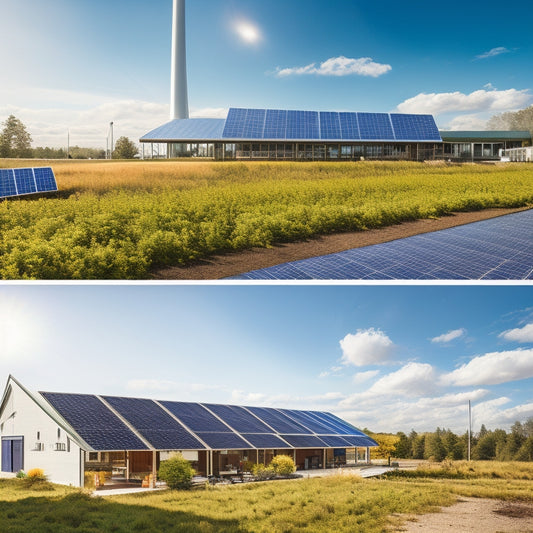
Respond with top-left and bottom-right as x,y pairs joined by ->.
113,136 -> 138,159
394,432 -> 412,459
0,115 -> 32,158
369,433 -> 400,461
442,429 -> 463,460
487,105 -> 533,138
412,434 -> 426,460
472,432 -> 496,460
424,433 -> 446,462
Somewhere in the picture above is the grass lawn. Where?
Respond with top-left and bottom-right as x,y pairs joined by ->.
1,462 -> 532,532
0,160 -> 532,279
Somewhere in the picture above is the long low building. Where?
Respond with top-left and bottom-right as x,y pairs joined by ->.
1,376 -> 377,487
140,107 -> 531,162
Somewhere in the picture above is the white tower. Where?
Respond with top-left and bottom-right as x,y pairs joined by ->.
170,0 -> 189,120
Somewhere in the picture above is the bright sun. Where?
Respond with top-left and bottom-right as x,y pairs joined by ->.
236,22 -> 260,44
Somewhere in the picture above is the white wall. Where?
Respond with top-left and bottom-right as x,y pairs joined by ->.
0,379 -> 83,487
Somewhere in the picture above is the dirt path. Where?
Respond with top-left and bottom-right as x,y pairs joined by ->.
151,207 -> 531,280
393,497 -> 533,532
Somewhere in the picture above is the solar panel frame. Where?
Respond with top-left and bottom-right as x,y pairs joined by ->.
320,112 -> 342,140
390,113 -> 442,141
242,433 -> 292,449
0,169 -> 17,198
280,409 -> 336,434
263,109 -> 288,139
34,167 -> 58,192
357,113 -> 395,140
245,406 -> 311,434
14,168 -> 37,195
241,108 -> 266,139
202,404 -> 274,434
280,434 -> 328,448
195,432 -> 253,450
159,401 -> 229,432
0,167 -> 57,199
286,110 -> 319,140
339,112 -> 361,140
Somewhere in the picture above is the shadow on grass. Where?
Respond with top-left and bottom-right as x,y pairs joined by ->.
0,491 -> 248,533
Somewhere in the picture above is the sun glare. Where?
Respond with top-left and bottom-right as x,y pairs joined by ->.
235,21 -> 261,44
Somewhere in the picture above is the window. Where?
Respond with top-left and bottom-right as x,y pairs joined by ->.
88,452 -> 98,461
57,428 -> 61,439
37,431 -> 40,440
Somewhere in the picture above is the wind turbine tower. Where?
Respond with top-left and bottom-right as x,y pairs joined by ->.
170,0 -> 189,120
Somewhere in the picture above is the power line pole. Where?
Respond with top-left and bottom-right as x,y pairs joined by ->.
467,400 -> 472,461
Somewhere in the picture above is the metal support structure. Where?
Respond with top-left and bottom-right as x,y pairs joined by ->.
170,0 -> 189,119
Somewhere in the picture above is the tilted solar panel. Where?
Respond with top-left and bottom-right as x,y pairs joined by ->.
264,109 -> 288,139
280,435 -> 328,448
245,406 -> 310,434
343,435 -> 379,447
280,409 -> 336,434
102,396 -> 206,450
358,113 -> 395,140
0,169 -> 17,198
318,435 -> 354,448
390,114 -> 441,141
286,110 -> 319,139
0,167 -> 57,199
34,167 -> 58,192
222,108 -> 248,138
242,108 -> 266,139
300,411 -> 349,434
203,404 -> 273,434
318,412 -> 368,436
159,401 -> 229,432
195,432 -> 252,450
339,112 -> 361,140
243,433 -> 292,449
320,112 -> 342,140
40,392 -> 148,451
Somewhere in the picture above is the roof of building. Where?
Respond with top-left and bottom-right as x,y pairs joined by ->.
38,390 -> 378,452
141,107 -> 442,143
440,130 -> 532,142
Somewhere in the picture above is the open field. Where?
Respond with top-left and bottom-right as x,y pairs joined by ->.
0,462 -> 532,532
1,160 -> 532,279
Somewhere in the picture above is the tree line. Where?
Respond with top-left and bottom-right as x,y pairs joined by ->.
368,418 -> 533,462
487,105 -> 533,137
0,115 -> 138,159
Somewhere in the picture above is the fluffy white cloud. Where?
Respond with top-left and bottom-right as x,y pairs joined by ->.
396,88 -> 532,115
499,323 -> 533,343
340,328 -> 395,366
276,56 -> 392,78
476,47 -> 510,60
441,348 -> 533,386
353,370 -> 380,385
431,328 -> 466,344
443,114 -> 489,131
367,362 -> 437,397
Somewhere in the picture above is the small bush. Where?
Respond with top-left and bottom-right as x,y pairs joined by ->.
158,453 -> 195,490
270,455 -> 296,476
27,468 -> 46,480
252,464 -> 276,481
16,470 -> 27,479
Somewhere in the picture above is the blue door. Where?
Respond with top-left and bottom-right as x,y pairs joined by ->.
1,437 -> 24,473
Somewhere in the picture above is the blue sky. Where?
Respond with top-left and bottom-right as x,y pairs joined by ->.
2,284 -> 532,434
1,0 -> 532,147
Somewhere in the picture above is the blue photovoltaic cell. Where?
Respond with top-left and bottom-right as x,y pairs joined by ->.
222,108 -> 248,138
203,404 -> 273,434
102,396 -> 206,450
391,114 -> 441,141
160,401 -> 229,432
318,435 -> 353,448
0,169 -> 17,198
280,435 -> 327,448
40,392 -> 148,451
243,434 -> 292,449
246,407 -> 310,434
358,113 -> 395,140
241,108 -> 266,139
286,110 -> 319,139
34,167 -> 58,192
231,209 -> 533,281
339,112 -> 360,140
263,109 -> 288,139
301,411 -> 348,434
14,168 -> 37,195
343,436 -> 379,447
320,112 -> 342,140
195,432 -> 252,450
281,409 -> 335,434
316,412 -> 367,436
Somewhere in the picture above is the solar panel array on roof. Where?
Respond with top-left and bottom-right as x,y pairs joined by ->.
40,391 -> 377,451
222,108 -> 441,142
0,167 -> 58,199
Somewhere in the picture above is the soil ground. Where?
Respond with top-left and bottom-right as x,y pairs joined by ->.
392,497 -> 533,532
151,207 -> 531,280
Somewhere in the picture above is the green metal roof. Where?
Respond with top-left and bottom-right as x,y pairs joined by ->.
440,130 -> 531,142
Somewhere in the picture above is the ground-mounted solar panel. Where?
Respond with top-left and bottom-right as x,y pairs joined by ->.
102,396 -> 206,451
263,109 -> 288,139
358,113 -> 395,140
195,432 -> 252,450
245,407 -> 311,434
320,112 -> 342,140
0,167 -> 57,199
159,401 -> 229,433
40,392 -> 148,451
339,112 -> 361,140
243,434 -> 292,449
280,435 -> 327,448
390,114 -> 441,141
280,409 -> 336,434
286,110 -> 319,139
203,404 -> 273,434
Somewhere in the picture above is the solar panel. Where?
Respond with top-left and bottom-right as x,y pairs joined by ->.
40,392 -> 148,451
390,114 -> 441,141
159,401 -> 229,432
315,412 -> 367,436
102,396 -> 206,450
281,409 -> 335,434
264,109 -> 288,139
195,432 -> 252,450
357,113 -> 395,140
0,167 -> 57,199
280,435 -> 327,448
339,112 -> 361,140
203,404 -> 273,434
242,434 -> 292,449
222,108 -> 248,138
245,407 -> 310,434
343,435 -> 379,447
242,109 -> 266,139
320,112 -> 342,140
318,435 -> 353,447
286,110 -> 319,139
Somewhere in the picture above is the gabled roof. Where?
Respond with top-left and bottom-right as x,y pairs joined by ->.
141,118 -> 226,142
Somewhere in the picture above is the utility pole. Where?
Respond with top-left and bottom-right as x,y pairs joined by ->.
467,400 -> 472,461
110,122 -> 114,159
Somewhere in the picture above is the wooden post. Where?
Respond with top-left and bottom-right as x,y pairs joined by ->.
151,451 -> 157,488
323,449 -> 326,469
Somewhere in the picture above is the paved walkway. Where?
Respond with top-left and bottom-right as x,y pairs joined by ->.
230,209 -> 533,280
